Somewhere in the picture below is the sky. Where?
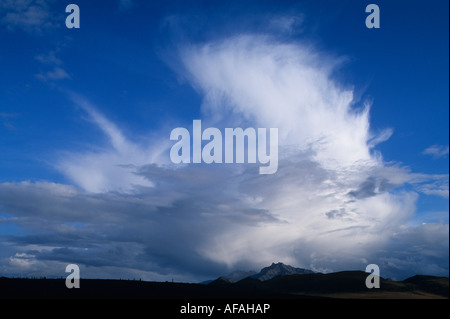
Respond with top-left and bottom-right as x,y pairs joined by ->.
0,0 -> 448,282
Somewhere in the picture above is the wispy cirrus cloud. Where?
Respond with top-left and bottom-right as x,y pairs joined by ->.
35,51 -> 62,66
35,67 -> 70,81
0,0 -> 58,33
0,112 -> 18,130
54,94 -> 161,193
35,50 -> 70,82
423,144 -> 449,159
118,0 -> 135,11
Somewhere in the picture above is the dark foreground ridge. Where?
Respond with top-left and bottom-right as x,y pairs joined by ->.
1,270 -> 448,299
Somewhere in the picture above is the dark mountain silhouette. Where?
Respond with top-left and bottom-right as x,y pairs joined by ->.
234,276 -> 265,290
201,269 -> 258,284
265,271 -> 399,294
225,270 -> 258,282
402,275 -> 449,298
207,276 -> 232,287
201,262 -> 312,284
205,264 -> 448,299
261,271 -> 448,298
1,264 -> 448,299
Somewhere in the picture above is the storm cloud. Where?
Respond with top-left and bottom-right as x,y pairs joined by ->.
0,23 -> 448,281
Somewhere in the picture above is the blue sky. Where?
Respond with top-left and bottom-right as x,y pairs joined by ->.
0,0 -> 448,281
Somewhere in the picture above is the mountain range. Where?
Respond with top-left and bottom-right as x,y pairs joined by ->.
204,262 -> 314,283
204,262 -> 448,299
1,262 -> 448,299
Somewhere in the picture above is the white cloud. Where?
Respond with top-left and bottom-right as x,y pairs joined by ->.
163,33 -> 447,275
368,128 -> 394,149
268,15 -> 304,34
416,180 -> 449,198
35,50 -> 70,82
55,94 -> 161,193
35,51 -> 62,65
35,67 -> 70,81
423,144 -> 449,159
9,252 -> 38,268
0,0 -> 57,33
180,35 -> 377,171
